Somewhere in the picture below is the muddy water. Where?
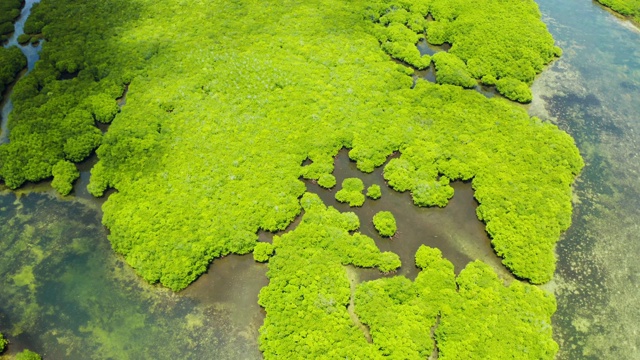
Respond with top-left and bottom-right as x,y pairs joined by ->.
306,149 -> 512,282
530,0 -> 640,358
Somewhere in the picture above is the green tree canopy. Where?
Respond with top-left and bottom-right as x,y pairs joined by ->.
373,210 -> 397,237
51,160 -> 79,196
0,0 -> 582,290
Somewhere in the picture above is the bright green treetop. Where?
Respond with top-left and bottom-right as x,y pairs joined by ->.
373,211 -> 397,237
15,350 -> 42,360
335,178 -> 366,207
253,242 -> 274,263
51,160 -> 79,196
366,184 -> 382,199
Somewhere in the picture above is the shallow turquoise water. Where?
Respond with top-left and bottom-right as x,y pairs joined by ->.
0,193 -> 267,359
530,0 -> 640,358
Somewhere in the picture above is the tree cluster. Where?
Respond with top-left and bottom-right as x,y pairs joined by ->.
258,193 -> 400,358
335,177 -> 366,207
317,173 -> 337,189
259,199 -> 558,360
366,0 -> 563,102
253,242 -> 274,262
597,0 -> 640,23
1,0 -> 582,291
51,159 -> 79,196
0,0 -> 126,189
431,52 -> 476,88
372,210 -> 397,237
355,246 -> 558,359
0,46 -> 26,102
366,184 -> 381,199
0,0 -> 22,43
0,333 -> 6,353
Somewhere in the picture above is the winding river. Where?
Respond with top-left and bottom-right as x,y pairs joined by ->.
0,0 -> 638,358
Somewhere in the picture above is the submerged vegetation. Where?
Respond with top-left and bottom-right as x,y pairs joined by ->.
596,0 -> 640,23
0,193 -> 265,359
0,0 -> 581,291
0,46 -> 26,102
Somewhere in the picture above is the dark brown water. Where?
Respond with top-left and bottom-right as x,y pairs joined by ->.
306,149 -> 512,281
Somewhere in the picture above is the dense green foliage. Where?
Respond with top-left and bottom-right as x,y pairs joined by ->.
367,0 -> 562,102
369,10 -> 431,69
258,193 -> 400,358
432,52 -> 476,88
597,0 -> 640,23
253,242 -> 274,263
51,160 -> 79,196
0,0 -> 22,43
15,350 -> 42,360
0,46 -> 26,103
0,332 -> 6,352
17,33 -> 30,45
366,184 -> 381,199
335,177 -> 366,207
354,246 -> 558,359
0,0 -> 582,289
355,246 -> 455,358
0,0 -> 121,189
317,173 -> 336,189
379,85 -> 582,282
260,213 -> 557,359
437,261 -> 558,358
496,77 -> 533,103
373,210 -> 397,237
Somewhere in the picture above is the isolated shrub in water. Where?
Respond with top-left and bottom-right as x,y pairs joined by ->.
373,211 -> 397,237
366,184 -> 382,199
